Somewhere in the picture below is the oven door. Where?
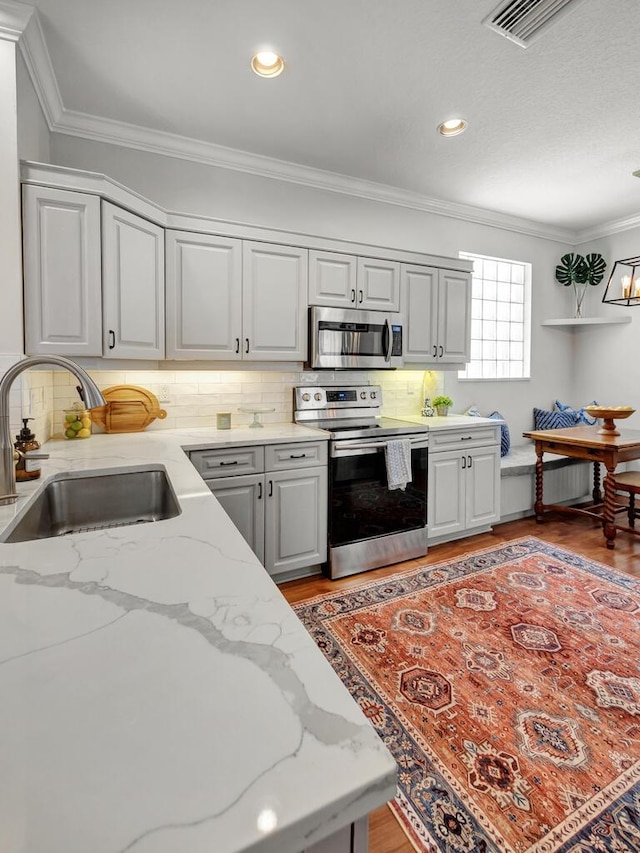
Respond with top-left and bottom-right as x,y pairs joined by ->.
309,306 -> 403,369
329,437 -> 428,548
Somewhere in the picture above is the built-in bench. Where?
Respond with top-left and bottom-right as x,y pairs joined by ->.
500,443 -> 592,522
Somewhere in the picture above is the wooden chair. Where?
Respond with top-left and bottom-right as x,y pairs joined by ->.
613,471 -> 640,528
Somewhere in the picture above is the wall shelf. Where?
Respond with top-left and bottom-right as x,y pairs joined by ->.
541,317 -> 632,327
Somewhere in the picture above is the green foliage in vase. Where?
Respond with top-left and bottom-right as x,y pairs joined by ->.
555,253 -> 606,287
433,395 -> 453,408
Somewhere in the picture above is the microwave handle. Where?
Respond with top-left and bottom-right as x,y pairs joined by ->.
383,319 -> 392,361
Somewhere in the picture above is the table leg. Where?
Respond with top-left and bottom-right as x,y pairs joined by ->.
603,465 -> 617,549
534,447 -> 544,522
592,462 -> 602,503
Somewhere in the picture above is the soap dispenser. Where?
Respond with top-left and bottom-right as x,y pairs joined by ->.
14,418 -> 42,481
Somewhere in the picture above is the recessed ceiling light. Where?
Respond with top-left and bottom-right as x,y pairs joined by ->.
251,51 -> 285,78
438,118 -> 468,137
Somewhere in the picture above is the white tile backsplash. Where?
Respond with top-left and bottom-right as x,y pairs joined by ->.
19,366 -> 445,438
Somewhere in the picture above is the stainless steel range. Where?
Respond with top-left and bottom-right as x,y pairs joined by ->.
294,385 -> 429,579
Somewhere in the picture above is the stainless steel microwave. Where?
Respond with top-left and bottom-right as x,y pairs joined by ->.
309,306 -> 403,369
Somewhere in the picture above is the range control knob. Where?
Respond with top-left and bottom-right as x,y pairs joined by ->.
301,393 -> 311,402
370,391 -> 377,399
360,391 -> 367,399
314,392 -> 322,401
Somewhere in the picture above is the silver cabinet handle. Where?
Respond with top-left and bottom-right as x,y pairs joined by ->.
461,456 -> 466,469
350,288 -> 356,303
468,455 -> 472,468
358,289 -> 363,303
439,345 -> 444,357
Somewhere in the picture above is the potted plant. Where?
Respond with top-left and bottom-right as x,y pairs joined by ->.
554,253 -> 607,319
433,395 -> 453,416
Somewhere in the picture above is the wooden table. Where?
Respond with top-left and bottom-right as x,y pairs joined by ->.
522,425 -> 640,549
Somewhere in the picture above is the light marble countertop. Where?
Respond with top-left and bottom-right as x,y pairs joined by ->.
395,413 -> 502,430
0,424 -> 396,853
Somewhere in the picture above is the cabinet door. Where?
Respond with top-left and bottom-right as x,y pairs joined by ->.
401,264 -> 438,363
22,185 -> 102,356
356,257 -> 400,311
427,450 -> 465,539
308,250 -> 357,307
165,231 -> 242,360
437,270 -> 471,364
465,446 -> 501,529
102,201 -> 165,359
265,465 -> 327,577
207,474 -> 265,564
242,242 -> 308,361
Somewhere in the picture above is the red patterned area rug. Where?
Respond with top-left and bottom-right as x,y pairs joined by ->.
293,537 -> 640,853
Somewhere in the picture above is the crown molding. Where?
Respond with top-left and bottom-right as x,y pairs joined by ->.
17,5 -> 63,127
574,212 -> 640,244
0,0 -> 34,42
10,1 -> 635,246
50,107 -> 578,243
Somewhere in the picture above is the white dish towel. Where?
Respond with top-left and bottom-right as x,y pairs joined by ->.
384,439 -> 412,491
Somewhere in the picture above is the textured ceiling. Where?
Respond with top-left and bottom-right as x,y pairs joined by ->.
20,0 -> 640,232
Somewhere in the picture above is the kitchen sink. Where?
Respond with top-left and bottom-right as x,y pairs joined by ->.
1,465 -> 181,543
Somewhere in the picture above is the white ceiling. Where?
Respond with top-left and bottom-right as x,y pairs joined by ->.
14,0 -> 640,236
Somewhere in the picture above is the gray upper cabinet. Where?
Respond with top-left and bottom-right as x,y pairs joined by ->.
309,250 -> 400,311
22,185 -> 102,356
242,242 -> 308,361
165,231 -> 243,360
166,236 -> 307,361
22,186 -> 164,360
401,264 -> 471,366
21,164 -> 471,367
356,257 -> 400,311
102,201 -> 165,359
308,250 -> 358,307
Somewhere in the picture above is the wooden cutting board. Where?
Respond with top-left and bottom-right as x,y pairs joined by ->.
91,385 -> 167,433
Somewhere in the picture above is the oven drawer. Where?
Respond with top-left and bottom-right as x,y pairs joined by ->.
265,441 -> 328,471
429,425 -> 500,453
189,446 -> 265,479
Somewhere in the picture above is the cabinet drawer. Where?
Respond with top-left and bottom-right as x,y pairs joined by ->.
429,426 -> 500,453
190,446 -> 265,478
265,441 -> 328,471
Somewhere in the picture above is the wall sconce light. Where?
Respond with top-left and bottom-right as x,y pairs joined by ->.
601,256 -> 640,306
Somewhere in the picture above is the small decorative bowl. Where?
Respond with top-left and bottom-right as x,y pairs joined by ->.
583,406 -> 635,435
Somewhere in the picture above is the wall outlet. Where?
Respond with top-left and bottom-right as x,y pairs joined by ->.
157,385 -> 170,403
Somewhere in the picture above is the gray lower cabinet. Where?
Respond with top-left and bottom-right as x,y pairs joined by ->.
190,441 -> 328,580
305,816 -> 368,853
427,426 -> 501,542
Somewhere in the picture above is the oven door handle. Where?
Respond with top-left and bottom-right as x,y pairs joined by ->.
332,437 -> 428,457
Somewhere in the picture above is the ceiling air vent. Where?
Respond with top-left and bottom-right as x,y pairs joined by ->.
483,0 -> 588,48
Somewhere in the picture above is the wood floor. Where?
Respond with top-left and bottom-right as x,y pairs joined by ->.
279,514 -> 640,853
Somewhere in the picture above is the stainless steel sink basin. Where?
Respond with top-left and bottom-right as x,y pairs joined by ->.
1,465 -> 181,543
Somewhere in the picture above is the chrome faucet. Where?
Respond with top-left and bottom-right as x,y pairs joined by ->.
0,355 -> 106,505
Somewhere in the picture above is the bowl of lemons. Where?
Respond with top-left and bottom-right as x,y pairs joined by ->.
583,405 -> 635,435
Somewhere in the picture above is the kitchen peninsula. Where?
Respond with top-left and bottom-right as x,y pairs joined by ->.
0,425 -> 396,853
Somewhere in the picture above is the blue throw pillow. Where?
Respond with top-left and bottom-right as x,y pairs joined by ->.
533,408 -> 575,430
488,411 -> 510,457
554,399 -> 598,426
